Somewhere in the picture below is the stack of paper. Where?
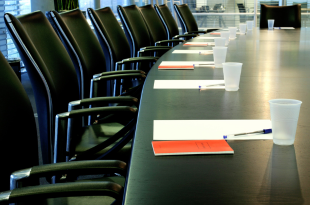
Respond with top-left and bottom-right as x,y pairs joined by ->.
154,80 -> 225,89
153,120 -> 273,140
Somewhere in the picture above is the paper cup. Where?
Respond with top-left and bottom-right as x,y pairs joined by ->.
246,20 -> 254,30
220,32 -> 229,46
228,27 -> 237,39
268,19 -> 275,30
222,62 -> 242,91
214,37 -> 226,47
239,24 -> 246,34
269,99 -> 302,145
212,47 -> 227,68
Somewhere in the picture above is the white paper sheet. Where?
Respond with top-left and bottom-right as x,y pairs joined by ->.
154,80 -> 225,89
274,27 -> 295,29
184,42 -> 215,46
172,50 -> 213,54
160,61 -> 214,66
153,120 -> 273,140
196,37 -> 220,39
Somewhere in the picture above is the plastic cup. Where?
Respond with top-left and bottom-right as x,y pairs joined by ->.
269,99 -> 302,145
222,62 -> 242,91
239,24 -> 246,34
220,32 -> 229,46
268,19 -> 275,30
212,47 -> 227,68
228,27 -> 237,39
214,37 -> 226,47
246,21 -> 254,30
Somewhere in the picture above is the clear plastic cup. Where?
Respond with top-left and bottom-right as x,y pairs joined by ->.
212,47 -> 227,68
220,32 -> 229,46
222,62 -> 242,91
228,27 -> 237,39
214,37 -> 226,47
246,20 -> 254,30
269,99 -> 302,145
239,24 -> 246,34
268,19 -> 275,30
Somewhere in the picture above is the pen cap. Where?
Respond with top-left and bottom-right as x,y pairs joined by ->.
263,129 -> 272,134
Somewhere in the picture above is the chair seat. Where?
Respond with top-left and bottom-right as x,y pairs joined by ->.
74,122 -> 132,162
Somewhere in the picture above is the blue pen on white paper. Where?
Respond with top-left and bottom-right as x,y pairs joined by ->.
223,129 -> 272,139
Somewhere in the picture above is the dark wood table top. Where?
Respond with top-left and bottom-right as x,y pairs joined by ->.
123,28 -> 310,205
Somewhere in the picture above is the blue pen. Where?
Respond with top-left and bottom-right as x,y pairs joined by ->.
223,129 -> 272,139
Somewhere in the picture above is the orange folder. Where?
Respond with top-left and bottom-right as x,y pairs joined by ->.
210,33 -> 221,35
152,140 -> 234,156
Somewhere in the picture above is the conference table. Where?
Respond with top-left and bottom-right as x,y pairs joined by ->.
123,28 -> 310,204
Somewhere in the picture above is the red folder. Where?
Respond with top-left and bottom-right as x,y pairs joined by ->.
210,33 -> 221,35
152,140 -> 234,156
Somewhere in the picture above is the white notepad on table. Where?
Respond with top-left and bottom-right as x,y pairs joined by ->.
274,27 -> 295,29
153,120 -> 273,140
154,80 -> 225,89
183,42 -> 215,46
172,50 -> 213,54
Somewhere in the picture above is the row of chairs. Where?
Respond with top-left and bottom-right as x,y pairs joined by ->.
0,3 -> 215,205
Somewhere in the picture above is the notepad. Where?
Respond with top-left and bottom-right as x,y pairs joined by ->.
154,80 -> 225,89
172,50 -> 213,54
152,140 -> 234,156
184,42 -> 215,46
159,61 -> 214,66
153,120 -> 273,140
274,27 -> 295,29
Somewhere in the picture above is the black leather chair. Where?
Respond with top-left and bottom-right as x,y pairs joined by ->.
173,4 -> 218,35
0,50 -> 125,205
87,7 -> 158,74
117,5 -> 172,58
4,11 -> 140,165
260,4 -> 301,28
139,4 -> 185,47
46,9 -> 145,98
154,4 -> 198,40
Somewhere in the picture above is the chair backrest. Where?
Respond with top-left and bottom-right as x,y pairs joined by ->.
117,5 -> 153,57
139,4 -> 168,44
87,7 -> 131,72
293,2 -> 307,8
154,4 -> 180,40
0,51 -> 39,191
260,4 -> 301,28
5,11 -> 80,165
173,4 -> 198,34
49,9 -> 108,98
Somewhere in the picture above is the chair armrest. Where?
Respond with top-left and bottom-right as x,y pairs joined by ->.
10,160 -> 126,189
155,39 -> 184,46
2,181 -> 123,204
185,30 -> 207,34
138,47 -> 171,57
93,70 -> 146,78
172,34 -> 198,39
139,45 -> 172,50
69,96 -> 138,110
59,106 -> 137,119
120,56 -> 158,65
